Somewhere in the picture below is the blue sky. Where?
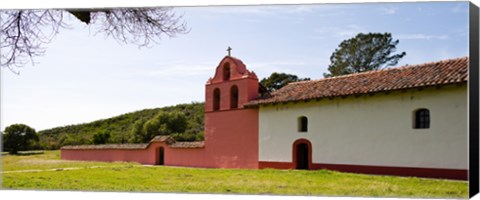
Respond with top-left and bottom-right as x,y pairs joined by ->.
1,2 -> 470,131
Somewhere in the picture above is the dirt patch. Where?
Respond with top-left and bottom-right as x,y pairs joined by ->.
19,159 -> 72,165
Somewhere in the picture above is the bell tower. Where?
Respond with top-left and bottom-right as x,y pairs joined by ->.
203,54 -> 260,169
205,56 -> 259,112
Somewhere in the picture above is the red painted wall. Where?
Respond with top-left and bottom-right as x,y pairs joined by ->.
61,142 -> 166,165
164,148 -> 208,167
202,109 -> 259,168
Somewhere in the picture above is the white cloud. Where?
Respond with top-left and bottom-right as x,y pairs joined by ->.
247,60 -> 309,78
250,61 -> 307,67
283,5 -> 320,14
189,4 -> 349,25
196,5 -> 310,16
313,24 -> 365,39
451,28 -> 468,37
397,34 -> 449,40
379,6 -> 397,15
338,25 -> 364,37
451,3 -> 468,13
195,4 -> 344,16
199,6 -> 278,15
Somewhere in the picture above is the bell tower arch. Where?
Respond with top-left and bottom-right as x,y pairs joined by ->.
205,56 -> 259,112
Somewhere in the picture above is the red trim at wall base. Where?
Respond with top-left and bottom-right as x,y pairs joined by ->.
259,161 -> 293,169
259,161 -> 467,180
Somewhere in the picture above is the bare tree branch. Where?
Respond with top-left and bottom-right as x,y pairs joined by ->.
1,10 -> 66,73
88,7 -> 188,47
1,7 -> 188,73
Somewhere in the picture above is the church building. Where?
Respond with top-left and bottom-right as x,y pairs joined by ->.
61,55 -> 468,180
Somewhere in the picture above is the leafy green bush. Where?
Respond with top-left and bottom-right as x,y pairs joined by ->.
171,133 -> 197,142
195,131 -> 204,141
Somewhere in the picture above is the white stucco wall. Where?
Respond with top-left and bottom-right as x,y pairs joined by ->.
259,84 -> 467,169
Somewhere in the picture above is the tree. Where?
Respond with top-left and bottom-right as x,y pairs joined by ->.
1,8 -> 188,73
2,124 -> 39,154
127,119 -> 147,143
324,32 -> 406,77
260,72 -> 310,92
92,131 -> 111,144
129,111 -> 188,143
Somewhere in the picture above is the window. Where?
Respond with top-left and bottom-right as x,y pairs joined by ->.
230,85 -> 239,109
414,108 -> 430,129
223,63 -> 231,81
213,88 -> 220,111
298,116 -> 308,132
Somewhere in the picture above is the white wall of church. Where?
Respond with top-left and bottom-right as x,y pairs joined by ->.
258,84 -> 467,169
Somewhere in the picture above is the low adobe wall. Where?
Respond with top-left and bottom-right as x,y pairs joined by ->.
61,130 -> 259,169
61,142 -> 165,165
164,147 -> 209,168
61,137 -> 219,168
61,138 -> 258,169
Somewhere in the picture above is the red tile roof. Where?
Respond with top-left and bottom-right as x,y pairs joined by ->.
61,143 -> 148,150
61,136 -> 204,150
151,135 -> 176,144
169,141 -> 205,148
247,57 -> 468,106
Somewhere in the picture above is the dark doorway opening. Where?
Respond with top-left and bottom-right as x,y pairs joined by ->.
158,147 -> 164,165
230,85 -> 239,109
223,63 -> 231,81
296,143 -> 309,170
213,88 -> 221,111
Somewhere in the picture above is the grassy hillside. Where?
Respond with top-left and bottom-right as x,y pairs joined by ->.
37,102 -> 204,149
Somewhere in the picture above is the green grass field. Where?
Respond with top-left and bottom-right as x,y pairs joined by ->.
1,151 -> 468,198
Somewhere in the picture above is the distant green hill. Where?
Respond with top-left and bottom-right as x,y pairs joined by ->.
38,102 -> 204,150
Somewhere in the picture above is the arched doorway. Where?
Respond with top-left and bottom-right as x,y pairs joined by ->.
293,139 -> 312,170
157,147 -> 165,165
